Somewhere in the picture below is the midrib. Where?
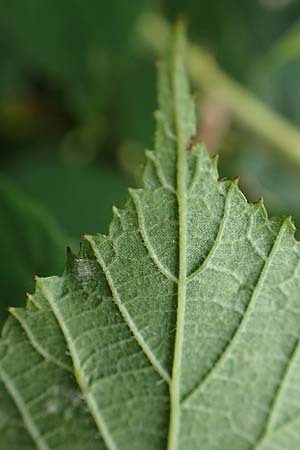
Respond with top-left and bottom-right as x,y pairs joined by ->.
167,33 -> 188,450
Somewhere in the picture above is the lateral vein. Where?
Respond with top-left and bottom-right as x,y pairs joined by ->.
86,236 -> 171,384
9,308 -> 72,373
129,189 -> 178,284
252,336 -> 300,450
187,181 -> 234,282
146,151 -> 176,193
41,282 -> 117,450
0,364 -> 49,450
182,219 -> 288,407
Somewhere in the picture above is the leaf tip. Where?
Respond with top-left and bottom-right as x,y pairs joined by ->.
66,246 -> 75,268
254,196 -> 264,206
66,245 -> 75,260
186,135 -> 204,152
287,214 -> 296,227
212,153 -> 219,167
233,175 -> 240,185
25,293 -> 33,306
112,205 -> 121,218
286,214 -> 297,237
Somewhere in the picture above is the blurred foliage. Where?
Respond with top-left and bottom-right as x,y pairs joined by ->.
3,151 -> 131,239
1,0 -> 300,326
0,176 -> 68,326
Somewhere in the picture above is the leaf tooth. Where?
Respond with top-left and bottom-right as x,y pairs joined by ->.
286,214 -> 298,241
256,196 -> 264,205
145,149 -> 155,162
232,175 -> 240,185
25,293 -> 35,309
28,299 -> 41,311
254,197 -> 268,222
112,205 -> 121,219
252,196 -> 265,209
27,290 -> 41,310
186,135 -> 203,153
66,246 -> 76,270
212,152 -> 219,168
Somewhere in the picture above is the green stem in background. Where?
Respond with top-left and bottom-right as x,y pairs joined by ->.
262,19 -> 300,69
137,13 -> 300,166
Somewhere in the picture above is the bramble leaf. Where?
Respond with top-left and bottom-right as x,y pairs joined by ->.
1,27 -> 300,450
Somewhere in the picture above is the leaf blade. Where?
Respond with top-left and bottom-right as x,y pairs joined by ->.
1,26 -> 300,450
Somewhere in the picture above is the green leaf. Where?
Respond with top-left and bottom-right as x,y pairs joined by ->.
4,155 -> 132,238
1,26 -> 300,450
0,176 -> 69,328
0,0 -> 156,120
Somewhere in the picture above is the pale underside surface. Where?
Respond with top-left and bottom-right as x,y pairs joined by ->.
1,28 -> 300,450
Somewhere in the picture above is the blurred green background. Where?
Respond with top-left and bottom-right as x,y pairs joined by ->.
1,0 -> 300,326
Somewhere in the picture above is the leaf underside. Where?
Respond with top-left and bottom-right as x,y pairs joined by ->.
1,27 -> 300,450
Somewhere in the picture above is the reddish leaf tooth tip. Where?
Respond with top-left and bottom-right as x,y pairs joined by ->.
257,197 -> 264,205
233,176 -> 240,184
33,275 -> 39,281
186,135 -> 203,152
26,292 -> 32,299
